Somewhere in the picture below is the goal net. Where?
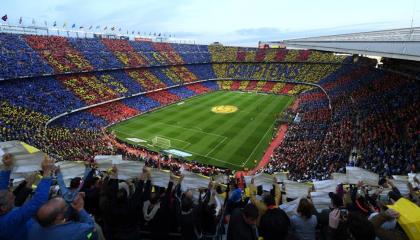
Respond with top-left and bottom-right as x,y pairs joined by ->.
152,136 -> 171,149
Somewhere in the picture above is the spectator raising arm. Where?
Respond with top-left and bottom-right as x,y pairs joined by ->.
0,154 -> 54,240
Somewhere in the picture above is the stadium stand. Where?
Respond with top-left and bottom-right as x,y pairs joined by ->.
0,33 -> 419,240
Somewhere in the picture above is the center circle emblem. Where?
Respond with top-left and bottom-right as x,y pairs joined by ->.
211,105 -> 238,114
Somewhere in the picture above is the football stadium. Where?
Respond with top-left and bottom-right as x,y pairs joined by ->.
0,1 -> 419,240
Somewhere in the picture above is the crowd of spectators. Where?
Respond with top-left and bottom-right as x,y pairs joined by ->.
264,64 -> 419,181
24,35 -> 94,73
1,153 -> 419,240
0,33 -> 53,79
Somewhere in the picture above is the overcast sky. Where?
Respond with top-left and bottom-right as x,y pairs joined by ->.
2,0 -> 419,46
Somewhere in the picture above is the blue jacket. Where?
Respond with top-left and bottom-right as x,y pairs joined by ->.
0,170 -> 51,240
28,209 -> 95,240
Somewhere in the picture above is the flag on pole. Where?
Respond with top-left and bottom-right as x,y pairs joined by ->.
104,26 -> 108,30
111,26 -> 115,31
19,17 -> 22,24
1,14 -> 7,22
72,23 -> 76,28
89,26 -> 92,30
63,22 -> 67,28
96,25 -> 100,29
53,21 -> 57,27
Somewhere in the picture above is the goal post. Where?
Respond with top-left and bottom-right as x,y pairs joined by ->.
152,136 -> 171,149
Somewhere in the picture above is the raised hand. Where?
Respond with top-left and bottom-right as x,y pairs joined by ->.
71,192 -> 86,212
41,155 -> 55,177
2,153 -> 13,170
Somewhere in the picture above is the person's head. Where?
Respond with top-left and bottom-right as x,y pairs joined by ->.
378,178 -> 389,188
329,192 -> 343,209
336,184 -> 344,198
36,197 -> 67,227
70,177 -> 82,189
348,212 -> 375,240
116,188 -> 128,203
181,195 -> 193,212
297,198 -> 313,219
262,193 -> 276,207
149,191 -> 159,205
242,203 -> 258,226
388,190 -> 401,204
0,189 -> 15,215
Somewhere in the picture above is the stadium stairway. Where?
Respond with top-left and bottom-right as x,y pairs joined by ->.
237,124 -> 289,176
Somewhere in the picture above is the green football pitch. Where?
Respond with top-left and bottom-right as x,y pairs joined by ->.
108,91 -> 294,170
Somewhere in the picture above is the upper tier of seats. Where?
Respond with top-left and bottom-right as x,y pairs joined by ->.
0,33 -> 349,80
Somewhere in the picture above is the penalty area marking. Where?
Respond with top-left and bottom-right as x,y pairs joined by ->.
111,129 -> 241,168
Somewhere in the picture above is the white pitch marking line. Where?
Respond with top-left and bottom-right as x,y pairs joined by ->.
242,123 -> 274,167
205,137 -> 228,157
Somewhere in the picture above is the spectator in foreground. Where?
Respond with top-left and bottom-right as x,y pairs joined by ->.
290,198 -> 317,240
28,192 -> 95,240
0,153 -> 54,240
227,203 -> 258,240
258,193 -> 290,240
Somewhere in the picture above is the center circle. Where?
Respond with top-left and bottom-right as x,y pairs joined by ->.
211,105 -> 238,114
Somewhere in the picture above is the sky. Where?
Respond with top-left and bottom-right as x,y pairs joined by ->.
1,0 -> 419,46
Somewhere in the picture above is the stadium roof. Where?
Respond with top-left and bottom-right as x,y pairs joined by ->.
284,27 -> 420,61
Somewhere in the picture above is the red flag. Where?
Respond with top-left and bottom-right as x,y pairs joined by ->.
1,14 -> 7,22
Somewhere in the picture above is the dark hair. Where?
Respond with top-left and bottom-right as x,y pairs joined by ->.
243,203 -> 258,220
181,196 -> 193,212
263,193 -> 275,207
116,188 -> 128,203
388,190 -> 401,202
297,198 -> 313,219
378,177 -> 387,186
70,177 -> 82,189
257,185 -> 263,196
348,212 -> 375,240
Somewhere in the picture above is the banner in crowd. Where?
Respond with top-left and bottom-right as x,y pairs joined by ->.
244,173 -> 276,191
310,191 -> 331,210
346,167 -> 379,186
332,172 -> 348,184
244,172 -> 289,191
56,161 -> 86,186
284,180 -> 312,199
279,197 -> 300,216
151,168 -> 171,187
388,198 -> 420,240
313,179 -> 340,192
116,161 -> 145,180
392,175 -> 410,196
95,155 -> 124,170
0,141 -> 44,173
181,171 -> 211,190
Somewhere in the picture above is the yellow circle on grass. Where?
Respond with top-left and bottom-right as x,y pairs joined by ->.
211,105 -> 238,114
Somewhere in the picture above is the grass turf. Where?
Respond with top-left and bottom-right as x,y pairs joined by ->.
108,91 -> 294,170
